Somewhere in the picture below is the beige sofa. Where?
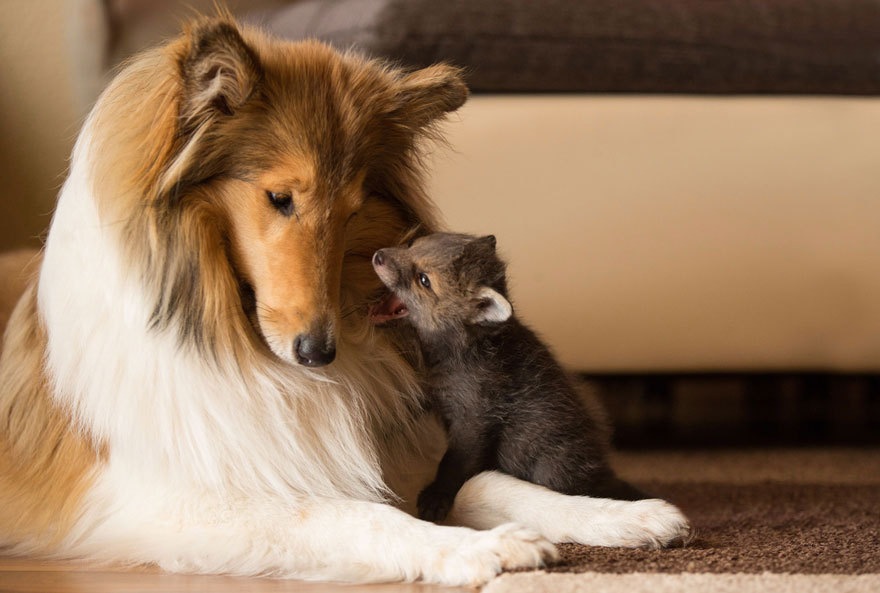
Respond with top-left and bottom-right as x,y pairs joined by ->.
428,96 -> 880,372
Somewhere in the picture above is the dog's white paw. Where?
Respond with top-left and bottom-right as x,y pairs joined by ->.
426,523 -> 558,586
573,498 -> 691,549
631,498 -> 692,549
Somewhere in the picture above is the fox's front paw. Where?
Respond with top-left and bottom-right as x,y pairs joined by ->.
417,481 -> 457,523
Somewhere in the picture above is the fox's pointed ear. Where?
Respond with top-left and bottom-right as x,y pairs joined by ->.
472,287 -> 512,324
474,235 -> 496,251
461,234 -> 497,261
394,64 -> 468,130
180,20 -> 262,124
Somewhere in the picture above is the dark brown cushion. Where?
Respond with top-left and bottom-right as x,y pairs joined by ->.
258,0 -> 880,94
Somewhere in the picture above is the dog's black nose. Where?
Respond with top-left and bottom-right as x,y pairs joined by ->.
373,250 -> 385,266
294,334 -> 336,367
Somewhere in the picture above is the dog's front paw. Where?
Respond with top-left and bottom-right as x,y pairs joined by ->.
417,481 -> 457,523
627,498 -> 692,549
569,498 -> 692,549
428,523 -> 558,586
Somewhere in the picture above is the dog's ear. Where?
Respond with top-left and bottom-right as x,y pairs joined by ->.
394,64 -> 468,130
180,20 -> 262,124
471,287 -> 512,324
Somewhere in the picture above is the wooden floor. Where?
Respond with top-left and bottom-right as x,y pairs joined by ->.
0,558 -> 468,593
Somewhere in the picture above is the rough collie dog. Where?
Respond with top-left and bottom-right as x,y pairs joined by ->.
0,18 -> 689,585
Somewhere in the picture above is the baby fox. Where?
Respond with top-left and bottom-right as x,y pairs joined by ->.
371,232 -> 645,522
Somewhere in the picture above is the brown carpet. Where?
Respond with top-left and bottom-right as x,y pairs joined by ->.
554,482 -> 880,574
493,448 -> 880,592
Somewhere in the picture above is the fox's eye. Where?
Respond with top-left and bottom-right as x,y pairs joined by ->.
266,191 -> 295,217
418,272 -> 431,290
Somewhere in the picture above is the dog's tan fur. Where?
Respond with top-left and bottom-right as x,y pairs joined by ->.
0,282 -> 104,550
0,252 -> 100,549
0,250 -> 38,341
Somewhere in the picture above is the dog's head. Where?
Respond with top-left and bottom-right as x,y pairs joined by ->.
93,18 -> 467,367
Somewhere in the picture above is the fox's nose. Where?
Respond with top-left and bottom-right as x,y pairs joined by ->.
373,250 -> 385,267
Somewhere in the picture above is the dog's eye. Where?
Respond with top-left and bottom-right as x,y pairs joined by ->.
418,272 -> 431,290
266,191 -> 295,217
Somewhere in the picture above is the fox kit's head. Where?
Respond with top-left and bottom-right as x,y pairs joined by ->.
370,233 -> 512,337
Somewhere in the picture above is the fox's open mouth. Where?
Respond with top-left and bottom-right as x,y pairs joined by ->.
369,292 -> 409,324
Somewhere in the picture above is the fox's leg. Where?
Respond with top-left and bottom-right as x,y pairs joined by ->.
78,492 -> 557,586
418,415 -> 493,522
447,471 -> 691,549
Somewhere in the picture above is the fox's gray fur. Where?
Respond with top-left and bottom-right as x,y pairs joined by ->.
372,232 -> 645,522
